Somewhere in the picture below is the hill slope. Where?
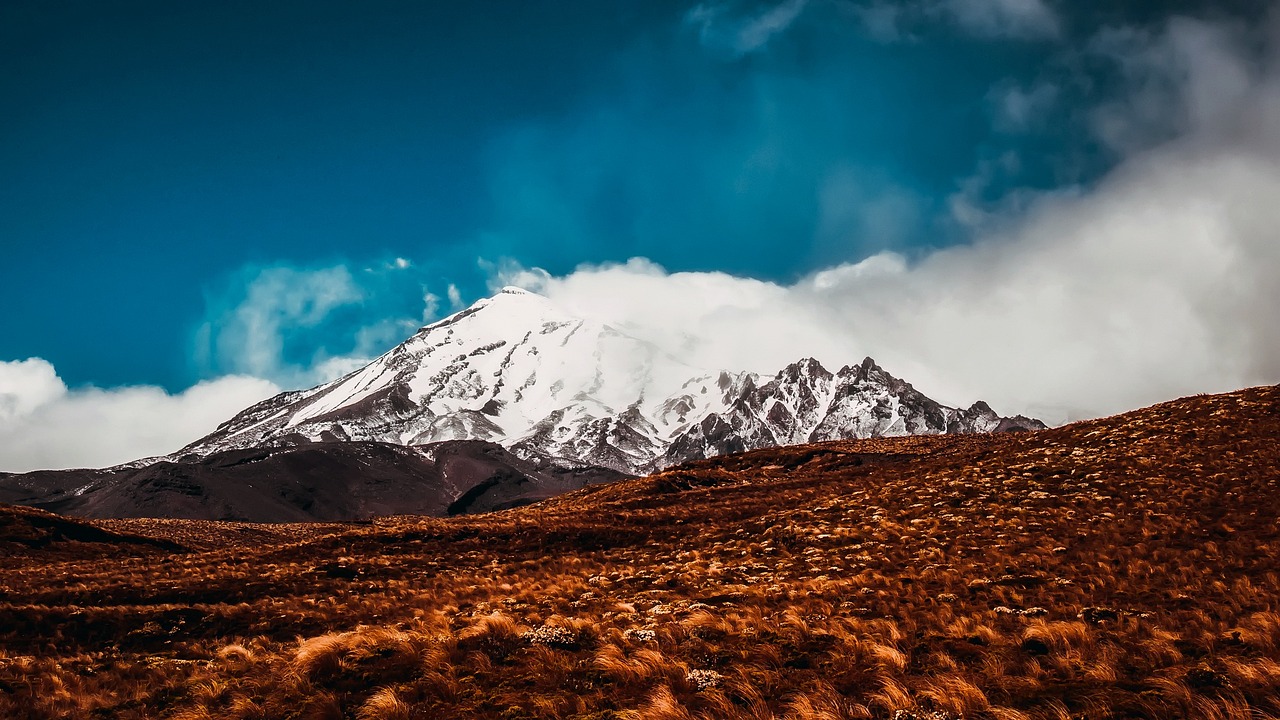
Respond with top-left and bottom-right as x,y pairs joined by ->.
2,385 -> 1277,719
0,503 -> 180,558
0,440 -> 622,521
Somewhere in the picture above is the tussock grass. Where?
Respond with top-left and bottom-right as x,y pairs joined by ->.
1,386 -> 1280,718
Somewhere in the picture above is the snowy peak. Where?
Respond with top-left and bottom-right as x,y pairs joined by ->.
660,356 -> 1044,467
178,288 -> 1044,473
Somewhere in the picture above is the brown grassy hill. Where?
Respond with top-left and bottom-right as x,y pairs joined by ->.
0,502 -> 181,558
1,385 -> 1278,719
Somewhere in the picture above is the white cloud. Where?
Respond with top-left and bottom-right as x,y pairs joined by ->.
0,261 -> 448,471
421,291 -> 441,323
495,13 -> 1280,426
0,358 -> 66,421
0,358 -> 279,472
687,0 -> 810,56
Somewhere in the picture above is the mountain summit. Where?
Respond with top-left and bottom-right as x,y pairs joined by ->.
178,288 -> 1043,473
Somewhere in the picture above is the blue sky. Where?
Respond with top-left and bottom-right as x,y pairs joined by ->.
3,0 -> 1280,469
0,0 -> 1237,390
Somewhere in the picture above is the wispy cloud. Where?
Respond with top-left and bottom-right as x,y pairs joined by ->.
1088,16 -> 1259,155
446,283 -> 464,312
844,0 -> 1060,42
937,0 -> 1060,40
686,0 -> 810,56
196,265 -> 363,383
988,80 -> 1060,132
194,263 -> 433,388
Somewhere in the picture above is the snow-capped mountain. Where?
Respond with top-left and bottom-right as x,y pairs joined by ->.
177,287 -> 1043,474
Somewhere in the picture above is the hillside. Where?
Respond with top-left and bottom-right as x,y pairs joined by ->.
0,439 -> 624,522
1,386 -> 1278,719
0,503 -> 181,558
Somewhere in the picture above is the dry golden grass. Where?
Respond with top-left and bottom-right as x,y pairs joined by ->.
1,385 -> 1279,719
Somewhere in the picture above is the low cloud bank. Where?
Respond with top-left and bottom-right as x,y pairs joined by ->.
0,358 -> 278,472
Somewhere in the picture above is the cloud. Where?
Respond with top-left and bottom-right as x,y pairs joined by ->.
936,0 -> 1059,40
988,80 -> 1060,132
0,358 -> 66,421
946,150 -> 1047,232
446,283 -> 464,312
1088,17 -> 1259,155
0,358 -> 279,472
844,0 -> 1059,42
686,0 -> 810,56
195,263 -> 429,388
494,11 -> 1280,425
196,265 -> 362,383
845,1 -> 913,43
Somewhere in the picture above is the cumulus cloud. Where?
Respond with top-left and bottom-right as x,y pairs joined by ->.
0,358 -> 278,472
495,12 -> 1280,425
0,358 -> 66,421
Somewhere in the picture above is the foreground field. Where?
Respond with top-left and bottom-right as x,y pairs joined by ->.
2,386 -> 1279,719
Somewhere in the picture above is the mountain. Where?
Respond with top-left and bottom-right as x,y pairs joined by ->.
0,287 -> 1038,522
177,287 -> 1043,474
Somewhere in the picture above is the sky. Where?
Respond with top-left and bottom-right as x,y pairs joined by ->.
2,0 -> 1279,470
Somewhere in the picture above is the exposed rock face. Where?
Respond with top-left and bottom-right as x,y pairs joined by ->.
175,288 -> 1043,475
